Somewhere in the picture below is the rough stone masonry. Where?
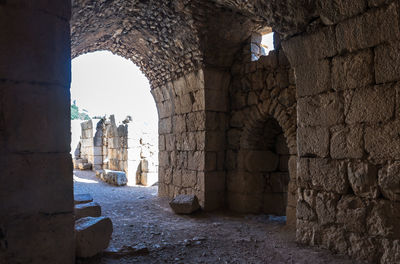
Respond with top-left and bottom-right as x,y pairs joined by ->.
1,0 -> 400,263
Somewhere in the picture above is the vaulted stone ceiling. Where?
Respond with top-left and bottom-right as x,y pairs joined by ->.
70,0 -> 279,88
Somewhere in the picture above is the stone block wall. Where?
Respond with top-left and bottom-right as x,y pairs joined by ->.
154,68 -> 229,210
0,1 -> 75,263
227,36 -> 297,225
79,119 -> 103,170
282,1 -> 400,262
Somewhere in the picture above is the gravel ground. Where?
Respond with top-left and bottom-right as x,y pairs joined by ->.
74,170 -> 360,264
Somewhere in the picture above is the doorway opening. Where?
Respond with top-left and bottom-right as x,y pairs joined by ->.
70,51 -> 158,187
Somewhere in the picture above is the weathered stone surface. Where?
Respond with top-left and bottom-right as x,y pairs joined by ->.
75,216 -> 113,258
321,226 -> 348,254
297,200 -> 316,221
295,59 -> 331,97
297,126 -> 329,158
381,239 -> 400,264
75,202 -> 102,220
345,85 -> 395,124
337,196 -> 366,233
332,49 -> 373,90
74,194 -> 93,205
375,41 -> 400,83
347,161 -> 379,198
317,0 -> 367,25
298,92 -> 343,127
347,233 -> 379,262
315,192 -> 339,226
169,194 -> 200,214
367,200 -> 400,238
378,162 -> 400,201
308,158 -> 349,194
365,121 -> 400,160
330,124 -> 363,159
336,3 -> 400,52
282,27 -> 337,67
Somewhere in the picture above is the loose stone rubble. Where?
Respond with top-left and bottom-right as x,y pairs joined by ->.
169,194 -> 200,214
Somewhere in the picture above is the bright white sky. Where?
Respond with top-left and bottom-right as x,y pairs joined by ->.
71,51 -> 158,132
261,32 -> 275,54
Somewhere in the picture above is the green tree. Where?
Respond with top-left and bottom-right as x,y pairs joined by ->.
71,102 -> 90,120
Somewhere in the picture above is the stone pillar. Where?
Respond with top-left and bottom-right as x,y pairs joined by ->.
154,67 -> 228,210
0,1 -> 74,263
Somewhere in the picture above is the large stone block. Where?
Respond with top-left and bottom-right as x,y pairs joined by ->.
330,124 -> 363,159
332,49 -> 373,90
296,59 -> 331,97
74,193 -> 93,205
169,194 -> 200,214
365,121 -> 400,160
297,126 -> 329,158
320,226 -> 348,254
317,0 -> 367,24
0,213 -> 74,264
298,92 -> 343,127
308,158 -> 349,194
282,27 -> 337,67
375,41 -> 400,84
336,3 -> 400,52
75,216 -> 113,258
347,161 -> 379,198
378,162 -> 400,201
367,200 -> 400,239
381,239 -> 400,264
0,7 -> 70,85
1,83 -> 70,153
347,233 -> 379,262
336,195 -> 367,233
297,200 -> 316,221
315,192 -> 339,226
75,202 -> 101,220
345,85 -> 395,124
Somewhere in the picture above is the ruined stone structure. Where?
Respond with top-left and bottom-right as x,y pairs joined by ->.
74,116 -> 158,186
2,0 -> 400,263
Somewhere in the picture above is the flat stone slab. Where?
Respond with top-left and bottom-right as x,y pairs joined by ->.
75,201 -> 102,220
75,216 -> 113,258
74,193 -> 93,205
169,194 -> 200,214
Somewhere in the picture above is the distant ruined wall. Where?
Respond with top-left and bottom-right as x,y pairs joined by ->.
227,35 -> 297,225
282,1 -> 400,262
75,116 -> 158,186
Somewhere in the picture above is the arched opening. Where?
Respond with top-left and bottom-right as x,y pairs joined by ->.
71,51 -> 158,187
228,117 -> 291,219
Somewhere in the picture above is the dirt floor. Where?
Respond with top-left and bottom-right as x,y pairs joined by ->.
74,170 -> 360,264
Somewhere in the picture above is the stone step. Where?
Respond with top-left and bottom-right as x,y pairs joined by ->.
74,193 -> 93,205
75,202 -> 101,220
75,216 -> 113,258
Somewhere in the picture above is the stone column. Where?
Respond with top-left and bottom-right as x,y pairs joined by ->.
154,67 -> 228,210
0,1 -> 74,263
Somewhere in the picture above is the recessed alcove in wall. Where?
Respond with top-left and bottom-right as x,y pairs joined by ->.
70,51 -> 159,187
228,117 -> 291,218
